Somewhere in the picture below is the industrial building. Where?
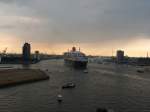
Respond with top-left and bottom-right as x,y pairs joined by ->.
116,50 -> 124,63
34,50 -> 40,61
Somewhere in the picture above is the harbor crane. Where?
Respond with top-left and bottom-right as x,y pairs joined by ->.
2,48 -> 7,55
0,48 -> 7,63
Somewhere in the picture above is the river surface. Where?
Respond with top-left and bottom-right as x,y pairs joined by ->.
0,59 -> 150,112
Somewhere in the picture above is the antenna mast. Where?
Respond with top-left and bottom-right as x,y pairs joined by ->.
147,51 -> 149,58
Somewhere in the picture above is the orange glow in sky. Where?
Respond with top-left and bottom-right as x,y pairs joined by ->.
0,33 -> 150,57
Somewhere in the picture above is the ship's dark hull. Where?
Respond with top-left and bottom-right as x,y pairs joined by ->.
64,59 -> 87,68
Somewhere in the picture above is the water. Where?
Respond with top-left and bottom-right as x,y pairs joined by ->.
0,59 -> 150,112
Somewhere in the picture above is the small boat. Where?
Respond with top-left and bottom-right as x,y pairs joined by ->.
96,108 -> 107,112
96,108 -> 114,112
83,70 -> 88,73
62,82 -> 76,89
137,69 -> 144,73
57,94 -> 63,102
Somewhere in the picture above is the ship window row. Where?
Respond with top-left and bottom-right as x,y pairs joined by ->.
64,53 -> 85,57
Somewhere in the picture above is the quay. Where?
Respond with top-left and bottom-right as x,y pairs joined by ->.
0,69 -> 49,88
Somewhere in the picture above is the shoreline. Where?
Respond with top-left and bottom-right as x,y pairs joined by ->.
0,69 -> 49,88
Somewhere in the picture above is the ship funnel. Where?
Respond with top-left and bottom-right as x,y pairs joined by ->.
72,47 -> 76,51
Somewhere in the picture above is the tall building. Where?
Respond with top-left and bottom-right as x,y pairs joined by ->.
116,50 -> 124,63
22,43 -> 31,62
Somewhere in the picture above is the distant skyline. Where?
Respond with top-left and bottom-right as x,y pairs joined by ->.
0,0 -> 150,57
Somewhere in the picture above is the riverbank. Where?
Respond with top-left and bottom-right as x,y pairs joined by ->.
0,69 -> 49,88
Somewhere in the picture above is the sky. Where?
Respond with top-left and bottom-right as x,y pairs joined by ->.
0,0 -> 150,57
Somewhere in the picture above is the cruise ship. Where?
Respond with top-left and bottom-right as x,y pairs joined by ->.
64,47 -> 88,68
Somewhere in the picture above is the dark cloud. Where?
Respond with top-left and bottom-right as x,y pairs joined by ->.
0,0 -> 150,44
0,0 -> 30,5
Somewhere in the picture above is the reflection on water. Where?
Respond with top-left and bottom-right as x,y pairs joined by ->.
0,59 -> 150,112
